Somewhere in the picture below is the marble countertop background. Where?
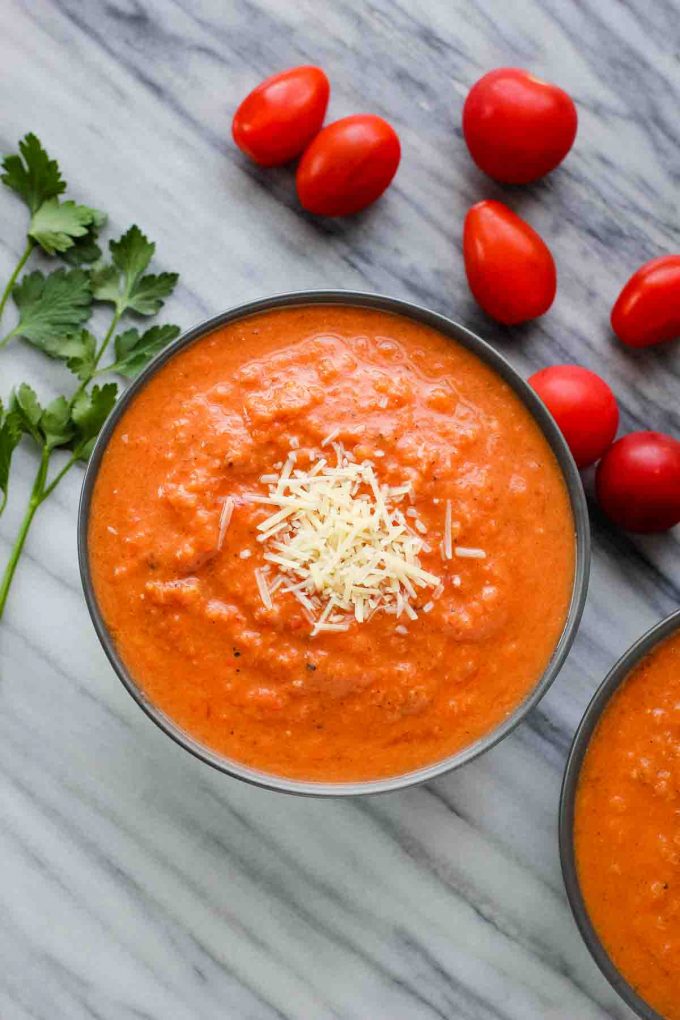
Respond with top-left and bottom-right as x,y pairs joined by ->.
1,1 -> 678,1017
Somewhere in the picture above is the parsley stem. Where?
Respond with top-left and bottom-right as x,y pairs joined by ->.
0,444 -> 49,619
0,306 -> 122,615
72,307 -> 122,399
41,451 -> 79,501
0,238 -> 34,335
91,307 -> 122,375
0,441 -> 83,618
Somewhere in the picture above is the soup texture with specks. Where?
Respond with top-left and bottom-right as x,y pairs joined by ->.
575,628 -> 680,1019
89,305 -> 575,781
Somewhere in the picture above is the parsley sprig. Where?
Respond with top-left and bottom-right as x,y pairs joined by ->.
0,134 -> 181,619
0,134 -> 104,326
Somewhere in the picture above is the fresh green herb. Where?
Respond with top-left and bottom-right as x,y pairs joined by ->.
38,394 -> 78,450
106,323 -> 181,378
0,136 -> 181,622
28,197 -> 103,257
10,384 -> 44,442
0,401 -> 22,515
0,134 -> 106,325
63,329 -> 97,381
93,225 -> 179,316
1,133 -> 66,214
70,383 -> 119,457
0,269 -> 93,352
61,209 -> 107,267
12,386 -> 80,453
0,204 -> 180,618
0,377 -> 123,616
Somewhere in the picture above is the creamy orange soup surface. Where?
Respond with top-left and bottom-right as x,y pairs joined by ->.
575,628 -> 680,1019
89,305 -> 575,781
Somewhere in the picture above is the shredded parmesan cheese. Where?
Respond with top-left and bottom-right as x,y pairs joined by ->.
254,568 -> 273,609
404,601 -> 418,622
247,444 -> 440,634
217,497 -> 234,550
443,499 -> 453,560
454,547 -> 486,559
321,427 -> 340,447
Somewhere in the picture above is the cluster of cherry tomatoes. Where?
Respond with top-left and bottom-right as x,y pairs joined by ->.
460,69 -> 679,534
232,65 -> 679,534
232,67 -> 400,217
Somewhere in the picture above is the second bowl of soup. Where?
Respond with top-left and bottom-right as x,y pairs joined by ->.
562,609 -> 680,1020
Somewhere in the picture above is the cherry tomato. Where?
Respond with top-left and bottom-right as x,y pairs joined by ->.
463,200 -> 557,325
296,115 -> 401,217
462,68 -> 578,184
596,432 -> 680,533
610,255 -> 680,348
232,66 -> 330,167
529,365 -> 618,468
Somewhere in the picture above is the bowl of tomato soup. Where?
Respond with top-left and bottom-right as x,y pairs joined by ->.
79,292 -> 589,795
561,609 -> 680,1020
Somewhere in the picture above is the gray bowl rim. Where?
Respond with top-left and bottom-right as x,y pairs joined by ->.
559,607 -> 680,1020
78,288 -> 590,797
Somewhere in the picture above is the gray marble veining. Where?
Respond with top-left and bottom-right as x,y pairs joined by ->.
1,0 -> 678,1017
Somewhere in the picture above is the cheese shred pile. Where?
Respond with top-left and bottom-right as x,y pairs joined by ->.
246,446 -> 441,635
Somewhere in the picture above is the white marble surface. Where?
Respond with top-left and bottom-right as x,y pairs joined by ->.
1,1 -> 679,1017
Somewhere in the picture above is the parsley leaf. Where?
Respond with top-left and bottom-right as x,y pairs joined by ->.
0,401 -> 22,514
63,329 -> 97,381
111,224 -> 155,282
92,225 -> 178,316
39,396 -> 76,450
61,208 -> 107,266
11,269 -> 92,353
9,382 -> 114,459
10,381 -> 117,461
29,198 -> 101,256
109,323 -> 181,378
89,264 -> 119,304
1,133 -> 66,214
62,232 -> 102,266
125,272 -> 179,315
70,383 -> 117,459
10,384 -> 44,443
25,329 -> 97,381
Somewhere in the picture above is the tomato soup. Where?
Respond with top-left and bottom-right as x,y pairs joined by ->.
88,305 -> 575,781
575,629 -> 680,1019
